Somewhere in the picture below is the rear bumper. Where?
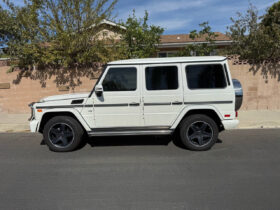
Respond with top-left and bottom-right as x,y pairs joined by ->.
30,120 -> 39,132
222,119 -> 239,130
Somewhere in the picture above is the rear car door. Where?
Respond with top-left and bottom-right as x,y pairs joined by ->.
142,64 -> 184,127
182,62 -> 235,119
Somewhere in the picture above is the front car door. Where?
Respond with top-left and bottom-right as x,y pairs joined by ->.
93,65 -> 143,128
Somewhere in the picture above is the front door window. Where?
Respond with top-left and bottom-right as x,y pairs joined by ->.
102,67 -> 137,91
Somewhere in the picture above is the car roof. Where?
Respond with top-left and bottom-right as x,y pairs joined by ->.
108,56 -> 227,65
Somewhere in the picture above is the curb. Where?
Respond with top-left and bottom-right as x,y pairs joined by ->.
0,124 -> 29,133
238,126 -> 280,129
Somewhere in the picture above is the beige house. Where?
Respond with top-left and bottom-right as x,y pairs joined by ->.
95,20 -> 126,40
97,20 -> 232,57
158,32 -> 232,57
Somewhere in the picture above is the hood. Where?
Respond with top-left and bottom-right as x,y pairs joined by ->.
40,92 -> 90,102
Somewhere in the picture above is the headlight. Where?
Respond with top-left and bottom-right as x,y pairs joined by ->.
28,102 -> 35,121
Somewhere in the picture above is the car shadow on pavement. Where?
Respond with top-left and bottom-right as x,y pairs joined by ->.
84,134 -> 224,149
40,135 -> 223,150
39,135 -> 175,150
86,135 -> 173,147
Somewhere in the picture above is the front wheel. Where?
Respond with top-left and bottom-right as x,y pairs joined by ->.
43,116 -> 84,152
179,114 -> 219,151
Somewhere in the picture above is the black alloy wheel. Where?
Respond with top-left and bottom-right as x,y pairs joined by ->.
48,123 -> 74,148
186,121 -> 213,147
179,114 -> 219,151
43,116 -> 84,152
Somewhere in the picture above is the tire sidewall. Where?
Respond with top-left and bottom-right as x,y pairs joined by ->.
43,116 -> 83,152
179,114 -> 219,151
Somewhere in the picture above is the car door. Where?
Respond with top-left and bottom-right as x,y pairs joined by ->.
142,64 -> 184,127
182,62 -> 235,119
93,65 -> 143,128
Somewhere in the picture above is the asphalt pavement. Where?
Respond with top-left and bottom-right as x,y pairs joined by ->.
0,129 -> 280,210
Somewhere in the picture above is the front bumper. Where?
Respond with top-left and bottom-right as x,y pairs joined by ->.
222,119 -> 239,130
30,120 -> 39,132
29,102 -> 39,132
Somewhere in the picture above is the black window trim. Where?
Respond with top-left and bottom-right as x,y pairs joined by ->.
102,66 -> 138,92
185,63 -> 228,90
223,64 -> 231,86
144,65 -> 180,91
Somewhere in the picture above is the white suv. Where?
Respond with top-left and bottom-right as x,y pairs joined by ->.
29,56 -> 242,152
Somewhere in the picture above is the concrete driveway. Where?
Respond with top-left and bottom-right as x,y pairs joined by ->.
0,129 -> 280,210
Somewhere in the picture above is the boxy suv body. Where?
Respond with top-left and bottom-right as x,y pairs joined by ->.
29,56 -> 242,152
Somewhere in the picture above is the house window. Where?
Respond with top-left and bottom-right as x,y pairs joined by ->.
167,52 -> 176,57
158,52 -> 167,57
189,50 -> 217,56
157,52 -> 178,57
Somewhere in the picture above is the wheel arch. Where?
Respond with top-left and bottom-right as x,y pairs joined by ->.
171,106 -> 224,131
38,110 -> 91,133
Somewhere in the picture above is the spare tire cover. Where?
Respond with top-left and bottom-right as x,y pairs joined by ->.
232,79 -> 243,111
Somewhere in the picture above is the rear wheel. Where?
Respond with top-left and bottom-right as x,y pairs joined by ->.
43,116 -> 84,152
179,114 -> 218,151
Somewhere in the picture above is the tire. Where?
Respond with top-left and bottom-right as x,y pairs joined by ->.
43,116 -> 84,152
179,114 -> 218,151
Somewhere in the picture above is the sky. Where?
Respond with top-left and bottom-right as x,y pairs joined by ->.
114,0 -> 278,34
4,0 -> 279,34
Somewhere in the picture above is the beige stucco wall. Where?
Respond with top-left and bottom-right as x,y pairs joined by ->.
0,66 -> 97,113
95,29 -> 122,40
229,60 -> 280,110
0,59 -> 279,114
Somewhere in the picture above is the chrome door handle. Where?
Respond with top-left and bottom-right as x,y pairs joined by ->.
129,102 -> 140,106
172,101 -> 183,105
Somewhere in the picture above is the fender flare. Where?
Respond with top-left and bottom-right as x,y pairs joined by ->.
38,108 -> 91,132
170,105 -> 223,129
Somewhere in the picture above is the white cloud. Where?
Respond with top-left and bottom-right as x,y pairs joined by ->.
115,0 -> 203,33
117,0 -> 212,20
216,0 -> 278,14
140,0 -> 206,14
153,18 -> 192,31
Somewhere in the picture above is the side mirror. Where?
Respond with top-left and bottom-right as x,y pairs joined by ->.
95,84 -> 103,97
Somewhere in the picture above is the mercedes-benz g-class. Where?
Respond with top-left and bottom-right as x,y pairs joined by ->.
29,56 -> 243,152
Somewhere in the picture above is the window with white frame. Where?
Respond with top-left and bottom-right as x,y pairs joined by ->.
157,51 -> 178,57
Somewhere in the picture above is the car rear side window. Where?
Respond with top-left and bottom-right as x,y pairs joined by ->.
145,66 -> 178,90
186,64 -> 227,89
102,67 -> 137,91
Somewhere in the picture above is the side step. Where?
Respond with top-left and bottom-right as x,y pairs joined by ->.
87,129 -> 173,137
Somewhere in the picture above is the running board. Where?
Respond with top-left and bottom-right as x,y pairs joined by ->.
87,129 -> 173,137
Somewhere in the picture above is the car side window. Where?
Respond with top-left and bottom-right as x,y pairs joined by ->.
186,64 -> 227,89
145,66 -> 178,90
102,67 -> 137,91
